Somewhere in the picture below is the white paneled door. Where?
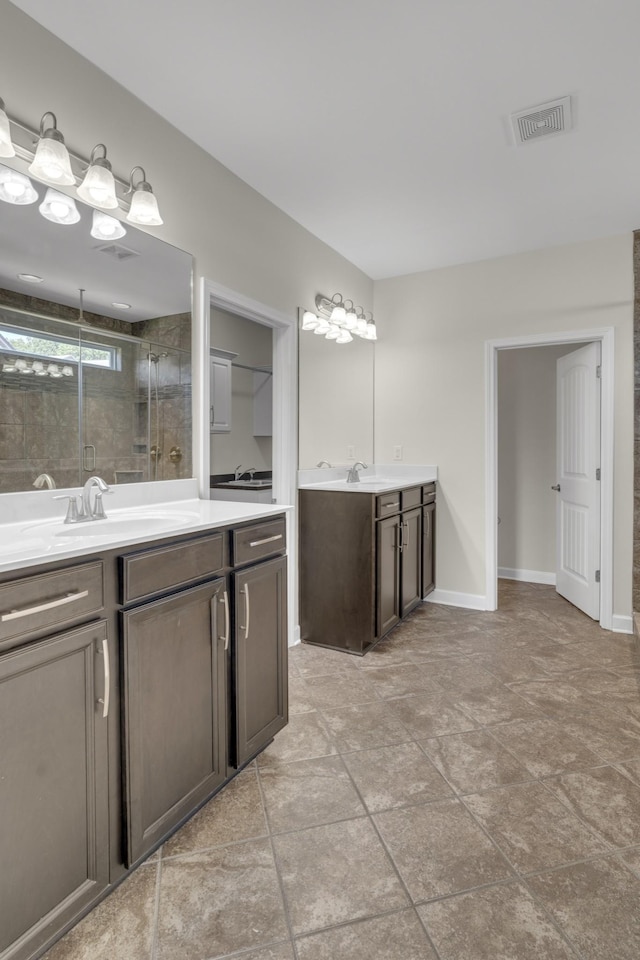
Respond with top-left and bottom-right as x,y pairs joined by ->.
554,342 -> 601,619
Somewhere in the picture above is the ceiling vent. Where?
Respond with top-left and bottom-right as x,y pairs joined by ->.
95,241 -> 140,261
510,96 -> 572,145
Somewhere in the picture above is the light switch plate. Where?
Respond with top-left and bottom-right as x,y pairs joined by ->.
347,445 -> 355,459
393,445 -> 403,460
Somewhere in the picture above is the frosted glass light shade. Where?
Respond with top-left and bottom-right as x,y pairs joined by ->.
127,183 -> 163,225
78,160 -> 118,209
313,317 -> 331,335
0,99 -> 15,158
29,133 -> 75,186
336,329 -> 353,344
91,209 -> 126,240
330,304 -> 346,325
364,321 -> 377,341
301,310 -> 319,331
344,307 -> 358,330
39,188 -> 80,225
325,324 -> 341,340
0,166 -> 38,204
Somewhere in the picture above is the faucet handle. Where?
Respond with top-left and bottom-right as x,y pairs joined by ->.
53,494 -> 82,523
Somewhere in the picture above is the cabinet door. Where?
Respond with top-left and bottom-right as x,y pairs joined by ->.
376,515 -> 400,637
234,556 -> 287,766
422,502 -> 436,597
401,506 -> 423,617
210,355 -> 232,432
0,621 -> 109,960
122,579 -> 228,865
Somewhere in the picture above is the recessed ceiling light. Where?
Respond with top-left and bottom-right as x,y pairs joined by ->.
111,301 -> 131,309
17,273 -> 44,283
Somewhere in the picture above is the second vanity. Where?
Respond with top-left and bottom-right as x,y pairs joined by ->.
298,466 -> 437,655
0,480 -> 289,960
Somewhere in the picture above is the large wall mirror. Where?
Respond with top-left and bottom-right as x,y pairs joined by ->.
298,322 -> 374,469
0,163 -> 193,494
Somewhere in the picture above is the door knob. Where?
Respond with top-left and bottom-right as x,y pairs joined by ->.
551,484 -> 561,492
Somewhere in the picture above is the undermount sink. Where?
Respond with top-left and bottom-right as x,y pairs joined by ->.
226,479 -> 272,487
25,512 -> 199,540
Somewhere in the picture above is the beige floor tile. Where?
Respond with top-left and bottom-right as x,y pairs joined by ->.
387,690 -> 477,739
420,729 -> 532,794
273,818 -> 408,935
226,945 -> 295,960
617,756 -> 640,785
259,755 -> 365,833
467,650 -> 552,684
464,781 -> 608,874
43,863 -> 157,960
505,677 -> 597,718
291,643 -> 359,678
361,662 -> 442,699
295,909 -> 438,960
374,798 -> 512,901
447,682 -> 545,726
418,881 -> 577,960
257,711 -> 336,766
287,675 -> 316,715
527,856 -> 640,960
619,846 -> 640,878
319,700 -> 412,752
342,741 -> 453,812
305,671 -> 379,709
489,717 -> 603,778
156,839 -> 288,960
352,635 -> 420,668
543,765 -> 640,848
561,708 -> 640,762
162,768 -> 267,858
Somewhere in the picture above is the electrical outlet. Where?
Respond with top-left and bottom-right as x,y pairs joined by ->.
393,445 -> 403,461
347,445 -> 355,459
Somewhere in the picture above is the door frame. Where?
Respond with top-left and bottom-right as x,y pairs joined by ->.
195,278 -> 298,644
485,326 -> 614,630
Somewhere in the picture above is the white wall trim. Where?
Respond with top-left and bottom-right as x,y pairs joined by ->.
485,326 -> 615,630
425,589 -> 488,611
498,567 -> 556,585
199,278 -> 299,647
611,614 -> 634,635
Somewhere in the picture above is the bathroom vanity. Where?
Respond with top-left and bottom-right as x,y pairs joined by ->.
299,469 -> 436,655
0,486 -> 289,960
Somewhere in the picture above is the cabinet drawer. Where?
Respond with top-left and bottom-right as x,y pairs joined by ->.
376,492 -> 401,518
423,482 -> 436,504
120,532 -> 226,605
233,517 -> 286,567
401,486 -> 422,510
0,561 -> 103,649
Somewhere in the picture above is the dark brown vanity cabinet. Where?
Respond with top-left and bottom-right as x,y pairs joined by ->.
0,565 -> 109,960
300,484 -> 435,655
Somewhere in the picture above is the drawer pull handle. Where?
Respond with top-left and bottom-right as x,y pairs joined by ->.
241,584 -> 251,639
97,637 -> 110,719
218,589 -> 230,650
248,534 -> 283,548
384,501 -> 400,509
1,589 -> 89,622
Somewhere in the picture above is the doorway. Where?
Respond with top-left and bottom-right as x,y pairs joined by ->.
485,327 -> 615,631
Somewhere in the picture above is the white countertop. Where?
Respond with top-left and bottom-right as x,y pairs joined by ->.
0,479 -> 291,574
298,464 -> 437,494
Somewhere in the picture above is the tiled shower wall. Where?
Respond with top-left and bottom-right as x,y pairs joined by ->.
634,231 -> 640,613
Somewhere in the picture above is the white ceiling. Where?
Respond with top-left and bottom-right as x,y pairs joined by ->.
10,0 -> 640,279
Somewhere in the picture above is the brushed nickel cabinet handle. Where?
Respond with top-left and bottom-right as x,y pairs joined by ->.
242,584 -> 250,639
1,589 -> 89,622
384,501 -> 400,509
218,589 -> 230,650
248,534 -> 283,548
97,637 -> 110,719
403,520 -> 409,549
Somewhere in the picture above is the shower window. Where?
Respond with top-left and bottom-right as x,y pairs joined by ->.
0,323 -> 119,370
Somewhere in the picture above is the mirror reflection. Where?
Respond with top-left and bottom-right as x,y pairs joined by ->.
0,163 -> 192,493
298,324 -> 374,469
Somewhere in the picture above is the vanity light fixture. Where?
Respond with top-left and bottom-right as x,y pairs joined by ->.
0,164 -> 39,204
302,294 -> 377,345
0,354 -> 75,378
126,166 -> 163,226
91,209 -> 127,240
77,144 -> 118,209
28,112 -> 75,186
39,187 -> 81,225
0,98 -> 15,157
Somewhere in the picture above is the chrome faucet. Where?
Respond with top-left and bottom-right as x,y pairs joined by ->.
54,475 -> 111,523
316,460 -> 332,468
234,464 -> 244,480
247,467 -> 256,480
346,461 -> 368,483
33,473 -> 56,490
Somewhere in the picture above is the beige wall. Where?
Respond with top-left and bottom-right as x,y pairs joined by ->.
0,1 -> 373,353
374,235 -> 634,618
497,344 -> 573,577
210,307 -> 272,474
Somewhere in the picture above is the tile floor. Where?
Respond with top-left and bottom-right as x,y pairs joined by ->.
45,581 -> 640,960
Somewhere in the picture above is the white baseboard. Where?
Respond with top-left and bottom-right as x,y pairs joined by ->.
289,625 -> 301,647
498,567 -> 556,585
425,589 -> 488,611
611,614 -> 634,635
